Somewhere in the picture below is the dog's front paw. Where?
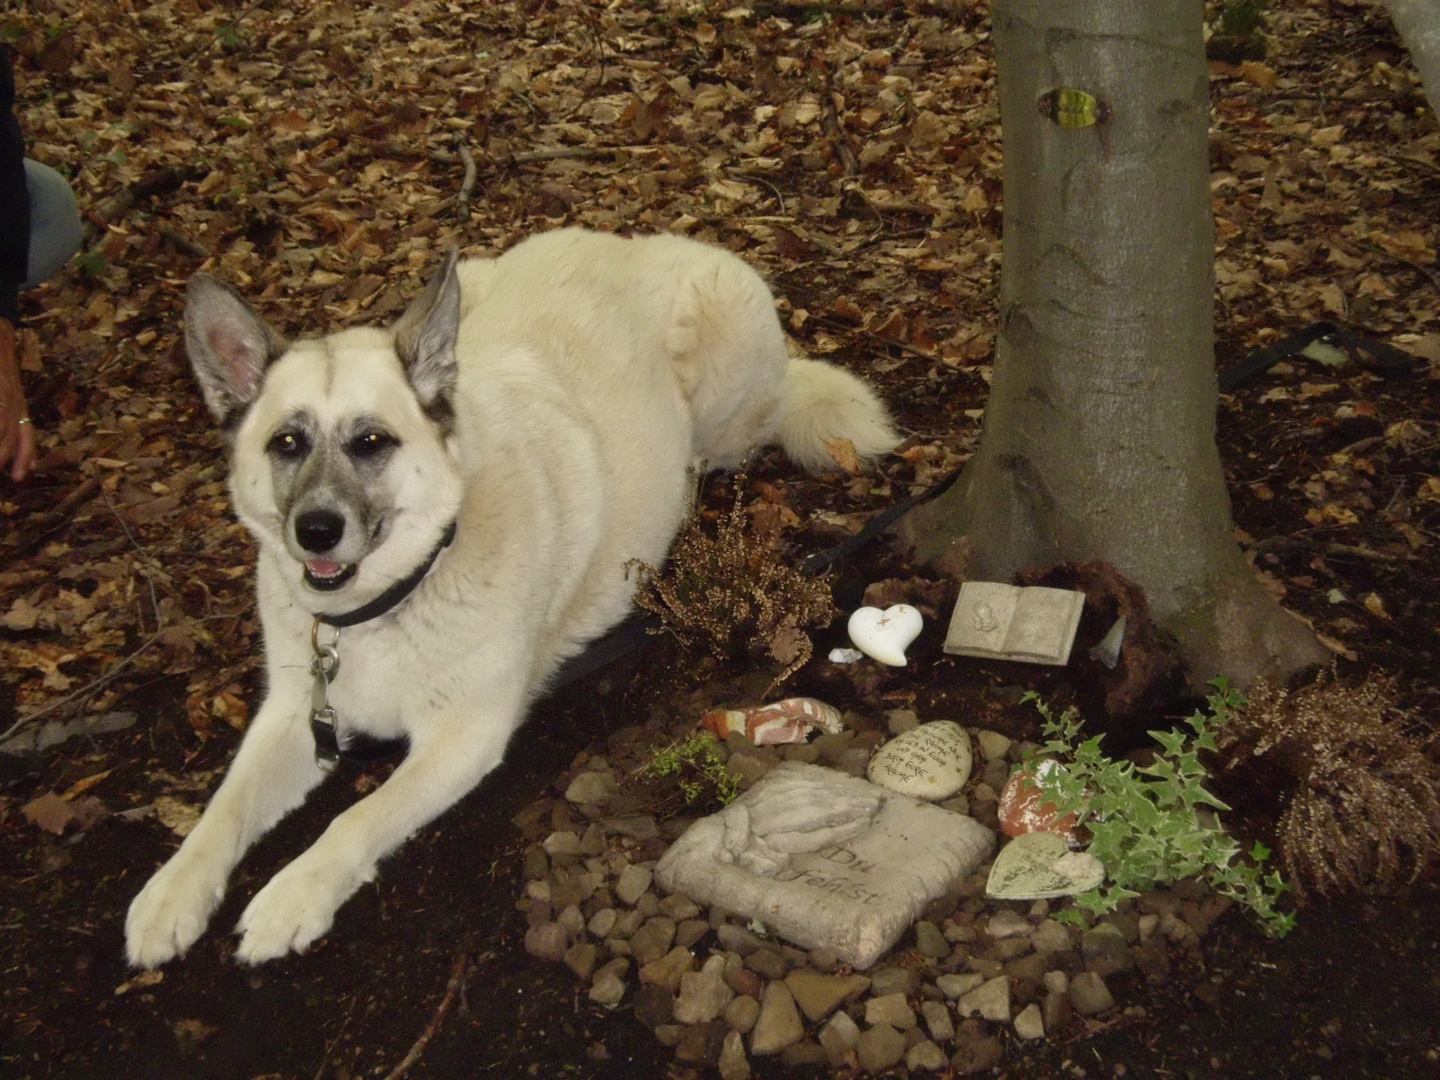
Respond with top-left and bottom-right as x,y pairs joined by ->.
125,854 -> 228,969
234,856 -> 363,964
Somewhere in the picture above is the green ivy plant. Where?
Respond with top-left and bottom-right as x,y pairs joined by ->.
642,732 -> 741,807
1019,680 -> 1295,937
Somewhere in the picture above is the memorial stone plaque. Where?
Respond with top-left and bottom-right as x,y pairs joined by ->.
655,762 -> 995,969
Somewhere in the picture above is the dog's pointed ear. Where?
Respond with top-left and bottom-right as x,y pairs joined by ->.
185,274 -> 287,426
393,249 -> 461,411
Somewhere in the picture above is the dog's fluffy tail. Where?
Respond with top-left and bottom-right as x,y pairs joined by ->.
779,357 -> 900,473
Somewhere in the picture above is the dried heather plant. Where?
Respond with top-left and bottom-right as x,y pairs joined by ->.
1217,670 -> 1440,901
627,480 -> 835,690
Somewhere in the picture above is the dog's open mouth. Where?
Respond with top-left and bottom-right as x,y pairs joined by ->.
304,560 -> 358,591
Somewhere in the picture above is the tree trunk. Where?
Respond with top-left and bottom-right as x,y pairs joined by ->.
1384,0 -> 1440,118
904,0 -> 1329,689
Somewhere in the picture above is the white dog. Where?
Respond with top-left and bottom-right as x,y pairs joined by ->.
125,227 -> 897,967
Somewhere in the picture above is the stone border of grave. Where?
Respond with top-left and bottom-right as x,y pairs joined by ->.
515,713 -> 1232,1076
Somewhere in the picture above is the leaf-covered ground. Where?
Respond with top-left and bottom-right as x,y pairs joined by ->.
1,1 -> 1437,1078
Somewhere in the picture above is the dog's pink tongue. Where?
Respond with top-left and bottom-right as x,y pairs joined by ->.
307,560 -> 343,578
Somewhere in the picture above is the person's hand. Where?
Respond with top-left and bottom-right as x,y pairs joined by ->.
0,317 -> 36,482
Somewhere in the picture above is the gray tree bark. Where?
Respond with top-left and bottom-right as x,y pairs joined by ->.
1383,0 -> 1440,118
904,0 -> 1329,689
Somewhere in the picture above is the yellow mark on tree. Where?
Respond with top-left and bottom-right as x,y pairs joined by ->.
1037,88 -> 1108,129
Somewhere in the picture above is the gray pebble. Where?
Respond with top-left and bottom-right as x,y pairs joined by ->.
784,970 -> 870,1022
716,923 -> 767,956
951,1038 -> 1003,1074
639,945 -> 694,994
808,947 -> 839,974
819,1010 -> 860,1066
957,975 -> 1010,1022
864,992 -> 916,1029
601,814 -> 659,840
676,918 -> 710,949
612,908 -> 644,938
725,994 -> 761,1034
920,999 -> 954,1043
718,1030 -> 750,1080
588,957 -> 629,1006
658,893 -> 701,921
631,983 -> 675,1027
556,903 -> 585,937
587,907 -> 618,938
975,730 -> 1012,762
579,822 -> 606,856
780,1043 -> 827,1067
1013,1002 -> 1045,1040
936,973 -> 984,999
813,731 -> 855,762
985,909 -> 1031,939
1068,971 -> 1115,1015
674,954 -> 734,1024
1004,951 -> 1049,983
1031,918 -> 1072,955
1081,922 -> 1133,976
835,747 -> 872,777
726,752 -> 775,786
614,863 -> 653,906
856,1022 -> 907,1074
749,981 -> 804,1056
905,1038 -> 949,1071
885,708 -> 920,735
1043,988 -> 1073,1033
914,920 -> 951,958
563,942 -> 599,981
628,917 -> 676,965
744,948 -> 788,981
868,966 -> 920,997
523,921 -> 570,962
565,770 -> 618,805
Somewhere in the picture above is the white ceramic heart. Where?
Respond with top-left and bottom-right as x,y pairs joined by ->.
847,604 -> 923,666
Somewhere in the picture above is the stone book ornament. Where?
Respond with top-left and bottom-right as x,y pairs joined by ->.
943,582 -> 1085,666
655,762 -> 994,969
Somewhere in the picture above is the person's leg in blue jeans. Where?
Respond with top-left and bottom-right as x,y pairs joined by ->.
23,159 -> 82,288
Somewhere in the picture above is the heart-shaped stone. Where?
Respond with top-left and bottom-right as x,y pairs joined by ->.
847,604 -> 923,667
985,831 -> 1105,900
867,720 -> 973,800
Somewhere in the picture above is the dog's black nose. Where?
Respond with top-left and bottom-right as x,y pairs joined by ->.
295,509 -> 345,553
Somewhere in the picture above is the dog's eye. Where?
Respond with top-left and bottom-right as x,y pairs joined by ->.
268,431 -> 309,458
349,431 -> 398,458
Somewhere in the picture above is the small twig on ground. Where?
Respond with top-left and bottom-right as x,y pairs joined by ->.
381,947 -> 490,1080
455,143 -> 477,222
161,227 -> 210,259
84,167 -> 188,241
726,168 -> 787,215
1365,240 -> 1440,292
311,996 -> 357,1080
13,477 -> 100,557
820,65 -> 861,177
490,146 -> 615,167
